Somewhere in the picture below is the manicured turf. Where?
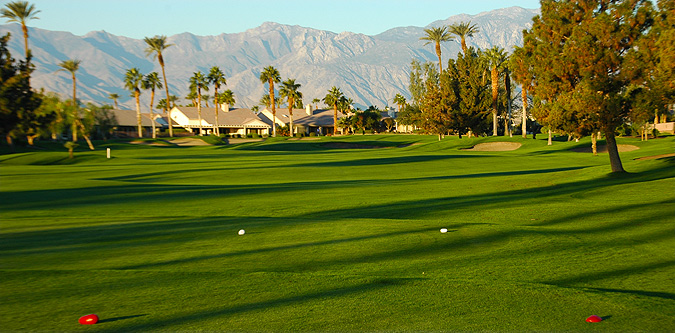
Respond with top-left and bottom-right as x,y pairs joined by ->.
1,135 -> 674,331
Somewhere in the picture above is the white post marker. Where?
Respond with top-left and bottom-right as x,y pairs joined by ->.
106,148 -> 111,159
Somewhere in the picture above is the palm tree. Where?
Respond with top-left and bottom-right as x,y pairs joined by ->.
1,1 -> 40,58
448,21 -> 479,54
202,94 -> 211,107
484,46 -> 507,136
323,86 -> 344,136
189,71 -> 208,135
393,93 -> 406,114
108,93 -> 119,109
57,59 -> 81,142
420,26 -> 454,73
217,89 -> 235,107
279,78 -> 302,136
312,98 -> 320,110
207,66 -> 226,135
124,68 -> 144,138
144,35 -> 174,136
142,72 -> 163,138
259,66 -> 281,136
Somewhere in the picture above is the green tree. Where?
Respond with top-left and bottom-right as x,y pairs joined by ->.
207,66 -> 226,135
124,67 -> 144,138
393,93 -> 407,115
217,89 -> 235,107
189,71 -> 208,135
312,98 -> 320,110
420,26 -> 454,73
108,93 -> 119,109
483,46 -> 507,136
57,59 -> 81,142
144,35 -> 174,137
523,0 -> 654,172
323,86 -> 344,136
279,78 -> 302,136
259,66 -> 281,136
142,72 -> 162,138
456,47 -> 490,136
510,44 -> 534,138
1,1 -> 40,58
448,21 -> 479,54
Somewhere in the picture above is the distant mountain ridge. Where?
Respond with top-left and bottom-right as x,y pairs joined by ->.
0,6 -> 538,110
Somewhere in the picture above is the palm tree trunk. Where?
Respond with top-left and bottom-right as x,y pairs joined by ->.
159,55 -> 173,137
547,128 -> 552,146
75,119 -> 95,150
333,105 -> 338,136
135,91 -> 142,138
71,74 -> 78,142
491,67 -> 498,136
461,37 -> 467,54
522,87 -> 528,138
22,24 -> 28,59
270,80 -> 276,137
214,87 -> 219,136
591,132 -> 598,155
197,89 -> 202,136
435,42 -> 443,73
505,72 -> 512,137
150,89 -> 156,139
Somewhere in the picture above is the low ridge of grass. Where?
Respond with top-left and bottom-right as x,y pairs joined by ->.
1,135 -> 674,331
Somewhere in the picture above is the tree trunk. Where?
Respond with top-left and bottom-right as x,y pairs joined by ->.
150,89 -> 156,139
591,132 -> 598,155
436,42 -> 443,73
214,87 -> 219,136
76,119 -> 95,150
605,130 -> 625,173
22,24 -> 29,59
522,87 -> 527,138
491,67 -> 499,136
159,55 -> 173,138
26,134 -> 37,146
197,88 -> 202,136
72,74 -> 78,143
333,105 -> 338,136
505,72 -> 511,137
270,79 -> 276,137
461,37 -> 467,54
135,90 -> 142,138
547,129 -> 552,146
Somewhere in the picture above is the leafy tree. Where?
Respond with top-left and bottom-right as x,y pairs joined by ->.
510,44 -> 534,138
142,71 -> 162,138
448,21 -> 479,54
1,1 -> 40,58
144,35 -> 174,136
57,59 -> 81,142
383,117 -> 395,132
523,0 -> 654,172
483,46 -> 507,136
420,26 -> 454,72
323,86 -> 344,135
207,66 -> 226,135
456,47 -> 490,136
124,67 -> 144,138
279,78 -> 302,136
108,93 -> 119,109
420,61 -> 457,140
259,66 -> 281,136
189,71 -> 208,135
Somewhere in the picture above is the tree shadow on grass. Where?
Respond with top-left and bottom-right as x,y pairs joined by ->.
98,314 -> 148,324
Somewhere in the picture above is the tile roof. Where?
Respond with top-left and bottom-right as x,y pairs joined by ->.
110,109 -> 157,127
173,107 -> 270,128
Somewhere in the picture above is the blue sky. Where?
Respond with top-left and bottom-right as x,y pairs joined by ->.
11,0 -> 540,38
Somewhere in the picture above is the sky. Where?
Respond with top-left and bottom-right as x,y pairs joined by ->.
8,0 -> 541,39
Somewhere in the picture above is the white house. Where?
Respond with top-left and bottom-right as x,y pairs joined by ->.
170,104 -> 270,136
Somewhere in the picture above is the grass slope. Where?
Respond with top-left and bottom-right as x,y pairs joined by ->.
1,135 -> 674,331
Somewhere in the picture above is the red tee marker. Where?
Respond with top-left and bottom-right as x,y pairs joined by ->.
79,314 -> 99,325
586,315 -> 602,323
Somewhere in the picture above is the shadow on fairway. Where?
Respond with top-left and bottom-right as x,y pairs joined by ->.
109,279 -> 413,331
98,314 -> 148,323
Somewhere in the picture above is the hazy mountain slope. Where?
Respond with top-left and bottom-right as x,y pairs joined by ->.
0,7 -> 538,110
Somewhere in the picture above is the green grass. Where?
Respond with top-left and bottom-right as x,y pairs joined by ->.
1,135 -> 674,331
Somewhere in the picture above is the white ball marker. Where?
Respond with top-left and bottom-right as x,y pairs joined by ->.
238,229 -> 245,235
440,228 -> 448,233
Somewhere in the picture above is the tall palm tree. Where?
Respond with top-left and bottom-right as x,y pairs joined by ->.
448,21 -> 479,54
124,68 -> 144,138
57,59 -> 81,142
484,46 -> 507,136
312,98 -> 320,110
420,26 -> 454,73
1,1 -> 40,58
108,93 -> 119,109
207,66 -> 226,136
259,66 -> 281,136
393,93 -> 407,114
189,71 -> 208,135
217,90 -> 235,107
202,94 -> 211,107
142,72 -> 163,138
144,35 -> 174,136
323,86 -> 344,136
279,78 -> 302,136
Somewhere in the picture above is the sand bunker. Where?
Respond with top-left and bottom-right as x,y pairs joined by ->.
169,138 -> 211,146
130,140 -> 172,146
636,153 -> 675,160
570,144 -> 640,153
461,142 -> 522,151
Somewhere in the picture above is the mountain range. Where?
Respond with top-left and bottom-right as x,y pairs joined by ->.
0,6 -> 538,110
